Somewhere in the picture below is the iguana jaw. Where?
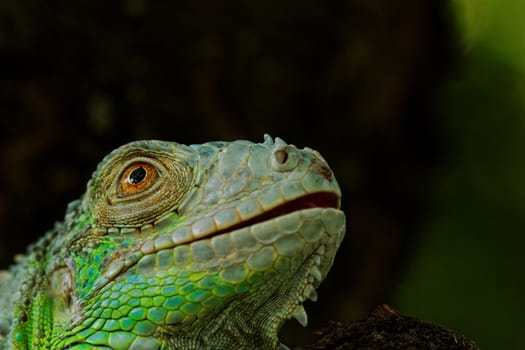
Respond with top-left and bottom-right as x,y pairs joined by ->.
149,206 -> 345,349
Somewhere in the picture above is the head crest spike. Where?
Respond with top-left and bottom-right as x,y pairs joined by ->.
263,134 -> 274,145
274,137 -> 287,145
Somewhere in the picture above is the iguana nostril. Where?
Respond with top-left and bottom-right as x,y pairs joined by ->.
274,149 -> 289,165
271,146 -> 298,171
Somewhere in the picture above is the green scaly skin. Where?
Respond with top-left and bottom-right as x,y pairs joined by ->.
0,135 -> 345,349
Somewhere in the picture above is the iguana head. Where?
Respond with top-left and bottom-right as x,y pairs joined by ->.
9,135 -> 345,349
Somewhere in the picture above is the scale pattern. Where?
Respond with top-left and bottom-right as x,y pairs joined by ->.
0,135 -> 345,349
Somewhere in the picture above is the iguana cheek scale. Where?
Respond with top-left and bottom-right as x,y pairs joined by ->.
0,135 -> 345,349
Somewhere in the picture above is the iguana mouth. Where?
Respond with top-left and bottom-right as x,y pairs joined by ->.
209,191 -> 340,238
95,192 -> 342,291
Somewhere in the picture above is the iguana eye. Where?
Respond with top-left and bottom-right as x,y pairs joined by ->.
88,142 -> 193,226
119,163 -> 157,196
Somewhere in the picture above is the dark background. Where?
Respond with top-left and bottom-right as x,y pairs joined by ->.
1,1 -> 523,349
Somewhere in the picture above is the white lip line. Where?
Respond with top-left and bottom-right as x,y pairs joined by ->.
191,204 -> 340,243
144,191 -> 341,254
176,206 -> 341,249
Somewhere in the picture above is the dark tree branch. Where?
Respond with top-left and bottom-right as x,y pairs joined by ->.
296,305 -> 479,350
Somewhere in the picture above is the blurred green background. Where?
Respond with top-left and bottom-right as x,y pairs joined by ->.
395,1 -> 525,349
0,0 -> 523,348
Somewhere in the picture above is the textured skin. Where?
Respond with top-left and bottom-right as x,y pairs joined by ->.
0,135 -> 345,349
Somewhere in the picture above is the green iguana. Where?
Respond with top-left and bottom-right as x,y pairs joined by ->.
0,135 -> 345,349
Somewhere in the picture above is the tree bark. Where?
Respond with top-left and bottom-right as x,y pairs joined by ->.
296,305 -> 479,350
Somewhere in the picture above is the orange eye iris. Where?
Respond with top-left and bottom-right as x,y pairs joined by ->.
119,163 -> 157,196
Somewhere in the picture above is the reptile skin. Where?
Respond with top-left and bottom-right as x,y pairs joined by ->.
0,135 -> 345,349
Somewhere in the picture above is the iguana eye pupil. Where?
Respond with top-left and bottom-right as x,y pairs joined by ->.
118,162 -> 158,197
129,166 -> 147,184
